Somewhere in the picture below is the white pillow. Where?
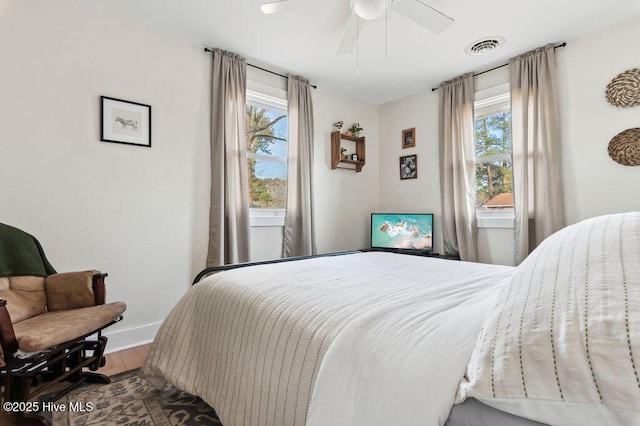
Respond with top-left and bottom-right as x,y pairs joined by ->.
458,212 -> 640,426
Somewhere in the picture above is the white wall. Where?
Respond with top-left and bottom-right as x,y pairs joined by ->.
378,15 -> 640,265
0,1 -> 379,349
313,88 -> 380,253
378,90 -> 443,254
0,1 -> 211,349
0,0 -> 13,20
558,16 -> 640,223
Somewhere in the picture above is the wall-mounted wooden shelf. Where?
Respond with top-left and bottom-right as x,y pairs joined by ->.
331,131 -> 365,172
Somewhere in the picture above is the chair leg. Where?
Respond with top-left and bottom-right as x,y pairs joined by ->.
82,336 -> 111,384
87,336 -> 108,371
3,368 -> 33,404
3,368 -> 13,401
2,376 -> 47,426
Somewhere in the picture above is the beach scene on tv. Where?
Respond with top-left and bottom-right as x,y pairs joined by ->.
371,214 -> 433,251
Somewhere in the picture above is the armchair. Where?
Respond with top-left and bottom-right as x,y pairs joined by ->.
0,223 -> 126,421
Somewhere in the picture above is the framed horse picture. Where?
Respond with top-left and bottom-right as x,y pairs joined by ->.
100,96 -> 152,147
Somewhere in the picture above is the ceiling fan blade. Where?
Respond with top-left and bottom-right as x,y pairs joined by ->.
335,13 -> 366,55
260,0 -> 339,15
392,0 -> 454,34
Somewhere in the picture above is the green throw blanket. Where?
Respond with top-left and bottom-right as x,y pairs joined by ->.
0,223 -> 56,277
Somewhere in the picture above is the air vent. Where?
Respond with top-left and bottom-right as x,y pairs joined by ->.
465,37 -> 505,56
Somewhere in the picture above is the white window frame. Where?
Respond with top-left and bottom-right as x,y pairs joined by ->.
474,84 -> 514,229
246,87 -> 288,227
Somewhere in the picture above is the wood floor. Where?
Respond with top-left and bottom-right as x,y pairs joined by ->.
98,343 -> 152,376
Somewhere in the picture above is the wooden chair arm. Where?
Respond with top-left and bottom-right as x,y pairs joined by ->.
0,299 -> 18,359
92,273 -> 108,306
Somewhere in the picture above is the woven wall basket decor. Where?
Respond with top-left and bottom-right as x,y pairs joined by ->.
605,68 -> 640,107
608,128 -> 640,166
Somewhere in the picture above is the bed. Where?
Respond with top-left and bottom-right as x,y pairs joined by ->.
143,212 -> 640,426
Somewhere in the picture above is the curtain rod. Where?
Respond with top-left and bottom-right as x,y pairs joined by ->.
204,47 -> 317,89
430,42 -> 567,92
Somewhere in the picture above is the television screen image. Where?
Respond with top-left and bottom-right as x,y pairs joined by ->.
371,213 -> 434,252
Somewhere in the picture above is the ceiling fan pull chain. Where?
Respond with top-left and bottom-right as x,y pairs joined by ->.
385,0 -> 388,59
356,16 -> 360,74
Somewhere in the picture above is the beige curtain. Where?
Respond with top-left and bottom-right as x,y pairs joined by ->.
438,73 -> 477,262
206,49 -> 250,266
282,75 -> 316,257
510,44 -> 565,264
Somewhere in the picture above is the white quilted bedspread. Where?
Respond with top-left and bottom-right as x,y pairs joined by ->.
143,252 -> 513,426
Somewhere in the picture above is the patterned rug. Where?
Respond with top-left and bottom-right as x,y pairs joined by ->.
39,369 -> 222,425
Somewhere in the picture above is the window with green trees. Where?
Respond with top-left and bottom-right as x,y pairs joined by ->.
474,92 -> 513,211
246,91 -> 288,209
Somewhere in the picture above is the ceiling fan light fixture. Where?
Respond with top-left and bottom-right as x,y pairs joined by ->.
259,3 -> 278,14
465,37 -> 505,56
351,0 -> 386,20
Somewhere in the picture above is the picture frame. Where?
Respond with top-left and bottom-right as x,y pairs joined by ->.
399,154 -> 418,180
351,154 -> 358,161
100,96 -> 152,147
402,127 -> 415,149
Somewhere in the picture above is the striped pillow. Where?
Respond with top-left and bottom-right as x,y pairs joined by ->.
459,212 -> 640,426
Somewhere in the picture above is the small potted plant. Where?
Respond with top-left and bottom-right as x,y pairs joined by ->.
333,121 -> 344,132
340,147 -> 347,159
348,122 -> 363,137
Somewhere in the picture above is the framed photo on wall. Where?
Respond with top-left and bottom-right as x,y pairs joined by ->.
100,96 -> 152,147
400,154 -> 417,180
402,127 -> 415,149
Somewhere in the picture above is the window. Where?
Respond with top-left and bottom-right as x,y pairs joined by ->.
246,90 -> 288,226
474,86 -> 513,228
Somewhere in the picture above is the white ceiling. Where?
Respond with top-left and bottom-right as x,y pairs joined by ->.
99,0 -> 640,104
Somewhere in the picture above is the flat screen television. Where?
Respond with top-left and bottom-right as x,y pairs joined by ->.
370,213 -> 434,253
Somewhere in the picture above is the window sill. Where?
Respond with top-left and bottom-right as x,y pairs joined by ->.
250,208 -> 285,227
476,210 -> 514,229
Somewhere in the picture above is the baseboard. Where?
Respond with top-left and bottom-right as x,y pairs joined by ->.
103,322 -> 162,353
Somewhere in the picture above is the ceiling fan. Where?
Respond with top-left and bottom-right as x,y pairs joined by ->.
260,0 -> 454,55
